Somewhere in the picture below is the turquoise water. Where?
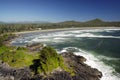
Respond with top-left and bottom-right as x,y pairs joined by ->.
12,28 -> 120,80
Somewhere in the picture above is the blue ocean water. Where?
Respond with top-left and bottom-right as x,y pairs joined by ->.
12,28 -> 120,80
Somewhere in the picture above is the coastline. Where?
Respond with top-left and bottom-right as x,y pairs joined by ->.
9,26 -> 120,46
1,26 -> 120,80
13,26 -> 120,35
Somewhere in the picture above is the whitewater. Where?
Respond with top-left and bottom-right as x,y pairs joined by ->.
12,28 -> 120,80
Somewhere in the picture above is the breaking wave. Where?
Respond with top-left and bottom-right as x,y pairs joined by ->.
75,33 -> 120,38
12,29 -> 120,45
60,47 -> 120,80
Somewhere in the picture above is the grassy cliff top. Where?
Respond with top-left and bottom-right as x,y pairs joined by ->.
0,46 -> 39,68
0,44 -> 74,75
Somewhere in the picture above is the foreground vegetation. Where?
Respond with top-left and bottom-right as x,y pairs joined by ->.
30,46 -> 74,75
0,46 -> 39,68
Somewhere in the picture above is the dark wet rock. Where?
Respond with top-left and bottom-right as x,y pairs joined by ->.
0,61 -> 31,80
26,43 -> 45,51
61,52 -> 102,80
44,71 -> 72,80
61,52 -> 87,63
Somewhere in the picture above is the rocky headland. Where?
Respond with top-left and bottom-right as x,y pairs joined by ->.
0,43 -> 102,80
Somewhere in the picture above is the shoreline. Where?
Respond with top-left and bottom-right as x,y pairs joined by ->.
13,26 -> 120,35
9,26 -> 120,46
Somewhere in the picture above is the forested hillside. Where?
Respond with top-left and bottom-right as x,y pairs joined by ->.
0,19 -> 120,34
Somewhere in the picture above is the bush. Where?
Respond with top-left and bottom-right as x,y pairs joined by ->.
30,46 -> 74,75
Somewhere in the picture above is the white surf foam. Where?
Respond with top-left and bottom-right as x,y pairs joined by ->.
60,47 -> 120,80
31,38 -> 51,42
12,29 -> 120,45
53,37 -> 66,40
75,33 -> 120,39
31,36 -> 68,43
68,28 -> 120,33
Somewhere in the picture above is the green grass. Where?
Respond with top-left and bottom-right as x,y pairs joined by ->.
0,45 -> 74,75
0,46 -> 39,68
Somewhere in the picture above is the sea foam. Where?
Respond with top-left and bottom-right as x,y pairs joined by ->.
60,47 -> 120,80
75,33 -> 120,39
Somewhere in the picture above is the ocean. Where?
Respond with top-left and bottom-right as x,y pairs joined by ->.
12,28 -> 120,80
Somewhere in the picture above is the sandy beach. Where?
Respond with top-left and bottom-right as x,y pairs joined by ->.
13,27 -> 120,35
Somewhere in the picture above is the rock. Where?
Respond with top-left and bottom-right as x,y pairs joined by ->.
61,52 -> 87,63
0,61 -> 31,80
26,43 -> 44,51
61,52 -> 102,80
47,71 -> 72,80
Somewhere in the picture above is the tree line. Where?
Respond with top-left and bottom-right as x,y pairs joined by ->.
0,19 -> 120,34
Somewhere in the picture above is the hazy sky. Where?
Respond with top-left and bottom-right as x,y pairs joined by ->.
0,0 -> 120,22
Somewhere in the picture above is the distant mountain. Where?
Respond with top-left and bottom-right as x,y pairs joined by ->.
58,19 -> 105,25
59,20 -> 81,23
58,20 -> 81,25
60,20 -> 80,23
85,18 -> 104,23
57,19 -> 120,27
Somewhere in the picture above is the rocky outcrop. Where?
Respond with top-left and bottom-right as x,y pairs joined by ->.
0,52 -> 102,80
0,61 -> 31,80
26,43 -> 45,51
61,52 -> 102,80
